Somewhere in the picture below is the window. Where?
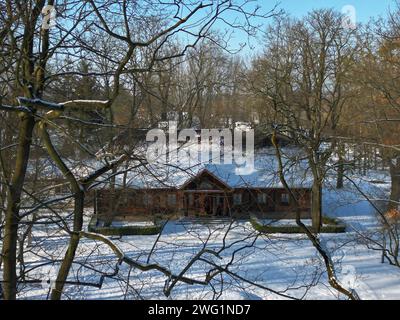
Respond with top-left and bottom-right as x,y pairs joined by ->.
199,181 -> 213,190
168,194 -> 177,206
233,193 -> 242,205
154,195 -> 161,206
257,193 -> 267,204
281,193 -> 290,205
131,192 -> 139,206
188,194 -> 194,206
143,194 -> 152,206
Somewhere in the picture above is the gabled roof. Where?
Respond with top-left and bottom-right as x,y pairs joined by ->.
179,168 -> 233,191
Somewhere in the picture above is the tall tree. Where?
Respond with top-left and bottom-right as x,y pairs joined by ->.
0,0 -> 279,300
248,10 -> 358,231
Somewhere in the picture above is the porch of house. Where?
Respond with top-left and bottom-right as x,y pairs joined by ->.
181,190 -> 232,217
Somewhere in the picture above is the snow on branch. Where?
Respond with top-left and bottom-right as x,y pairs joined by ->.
0,104 -> 32,113
18,97 -> 64,111
14,98 -> 110,113
60,100 -> 110,109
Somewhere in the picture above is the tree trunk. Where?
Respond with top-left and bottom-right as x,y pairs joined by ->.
0,114 -> 13,242
388,157 -> 400,211
0,176 -> 4,236
2,114 -> 35,300
104,167 -> 117,227
336,143 -> 345,189
311,181 -> 322,232
50,192 -> 84,300
362,145 -> 367,175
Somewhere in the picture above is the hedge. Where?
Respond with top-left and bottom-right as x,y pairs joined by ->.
88,217 -> 163,236
250,216 -> 346,234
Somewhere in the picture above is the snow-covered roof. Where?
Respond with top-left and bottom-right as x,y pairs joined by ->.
112,148 -> 313,190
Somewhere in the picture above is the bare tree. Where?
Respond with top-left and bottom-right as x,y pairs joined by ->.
0,0 -> 279,300
248,10 -> 359,231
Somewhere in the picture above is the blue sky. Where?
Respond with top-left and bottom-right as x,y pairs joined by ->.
222,0 -> 398,56
277,0 -> 395,22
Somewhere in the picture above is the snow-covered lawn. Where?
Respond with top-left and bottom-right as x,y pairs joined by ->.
7,170 -> 400,300
17,219 -> 400,300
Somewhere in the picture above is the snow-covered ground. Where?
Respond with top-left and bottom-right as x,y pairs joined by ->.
257,219 -> 316,226
110,221 -> 156,227
7,169 -> 400,300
